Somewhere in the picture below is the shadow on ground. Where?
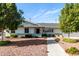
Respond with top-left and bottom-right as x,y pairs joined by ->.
6,39 -> 58,47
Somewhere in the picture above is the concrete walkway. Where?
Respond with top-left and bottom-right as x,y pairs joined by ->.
47,37 -> 68,56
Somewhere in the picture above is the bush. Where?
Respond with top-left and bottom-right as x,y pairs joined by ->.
32,35 -> 38,38
0,40 -> 11,46
63,38 -> 77,43
25,34 -> 32,38
6,36 -> 10,38
55,38 -> 60,42
10,34 -> 18,38
42,34 -> 48,37
66,47 -> 79,55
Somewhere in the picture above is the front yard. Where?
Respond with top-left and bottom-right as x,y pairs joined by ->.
0,38 -> 47,56
59,38 -> 79,56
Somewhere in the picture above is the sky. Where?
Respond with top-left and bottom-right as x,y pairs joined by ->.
16,3 -> 64,23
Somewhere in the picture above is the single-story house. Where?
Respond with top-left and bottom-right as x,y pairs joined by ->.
10,21 -> 62,37
0,20 -> 61,38
1,20 -> 79,38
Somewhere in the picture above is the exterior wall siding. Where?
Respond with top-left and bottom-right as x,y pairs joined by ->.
5,27 -> 79,38
15,27 -> 24,34
53,28 -> 62,33
62,32 -> 79,37
29,28 -> 35,34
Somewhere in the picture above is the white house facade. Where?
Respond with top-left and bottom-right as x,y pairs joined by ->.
1,20 -> 79,38
5,21 -> 62,37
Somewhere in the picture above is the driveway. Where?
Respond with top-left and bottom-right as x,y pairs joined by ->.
47,37 -> 68,56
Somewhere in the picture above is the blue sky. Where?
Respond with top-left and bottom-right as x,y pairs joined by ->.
16,3 -> 64,23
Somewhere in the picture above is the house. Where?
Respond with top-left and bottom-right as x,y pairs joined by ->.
1,20 -> 79,38
4,20 -> 62,37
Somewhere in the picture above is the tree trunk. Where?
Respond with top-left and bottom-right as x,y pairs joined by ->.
1,30 -> 4,41
68,32 -> 70,38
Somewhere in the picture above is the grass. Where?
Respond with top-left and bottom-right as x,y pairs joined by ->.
0,40 -> 11,46
63,38 -> 77,43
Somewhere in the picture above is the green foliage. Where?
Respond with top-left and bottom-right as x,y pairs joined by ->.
66,47 -> 79,55
63,38 -> 77,43
32,34 -> 39,38
42,34 -> 48,37
0,3 -> 24,29
10,34 -> 18,38
59,3 -> 79,33
25,34 -> 32,38
0,40 -> 11,46
0,3 -> 24,40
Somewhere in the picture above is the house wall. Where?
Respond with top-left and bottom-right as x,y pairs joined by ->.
7,23 -> 79,38
40,28 -> 43,34
15,27 -> 42,34
29,28 -> 35,34
15,27 -> 24,34
53,28 -> 62,33
62,32 -> 79,37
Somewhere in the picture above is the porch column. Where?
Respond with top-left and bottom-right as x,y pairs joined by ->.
40,28 -> 43,34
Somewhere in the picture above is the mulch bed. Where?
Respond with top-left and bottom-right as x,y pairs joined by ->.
0,38 -> 47,56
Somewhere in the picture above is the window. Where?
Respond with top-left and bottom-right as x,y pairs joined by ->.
11,30 -> 15,33
43,28 -> 53,32
36,28 -> 40,34
52,29 -> 53,32
25,28 -> 29,33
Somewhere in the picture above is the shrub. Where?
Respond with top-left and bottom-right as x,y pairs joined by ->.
63,38 -> 77,43
25,34 -> 32,38
6,36 -> 10,38
55,38 -> 60,42
10,34 -> 18,38
21,36 -> 25,38
52,34 -> 55,37
42,34 -> 48,37
0,40 -> 11,46
66,47 -> 79,55
32,35 -> 38,38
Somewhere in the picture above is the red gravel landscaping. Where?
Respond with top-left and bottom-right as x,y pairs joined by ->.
0,38 -> 47,56
59,38 -> 79,56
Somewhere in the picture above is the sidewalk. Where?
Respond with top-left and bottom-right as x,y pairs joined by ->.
47,37 -> 68,56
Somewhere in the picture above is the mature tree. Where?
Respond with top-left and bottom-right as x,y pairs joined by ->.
59,3 -> 79,37
0,3 -> 24,40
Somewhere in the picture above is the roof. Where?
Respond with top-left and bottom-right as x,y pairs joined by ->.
38,23 -> 59,28
20,20 -> 42,27
20,20 -> 59,28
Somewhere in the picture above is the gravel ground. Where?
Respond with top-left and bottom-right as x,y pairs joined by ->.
0,38 -> 47,56
59,39 -> 79,50
59,38 -> 79,56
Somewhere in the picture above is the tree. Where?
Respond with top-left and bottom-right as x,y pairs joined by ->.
0,3 -> 24,40
59,3 -> 79,37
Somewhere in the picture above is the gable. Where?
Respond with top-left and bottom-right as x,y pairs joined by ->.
20,21 -> 39,27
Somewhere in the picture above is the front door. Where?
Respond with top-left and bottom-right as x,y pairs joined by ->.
25,28 -> 29,33
36,28 -> 40,34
